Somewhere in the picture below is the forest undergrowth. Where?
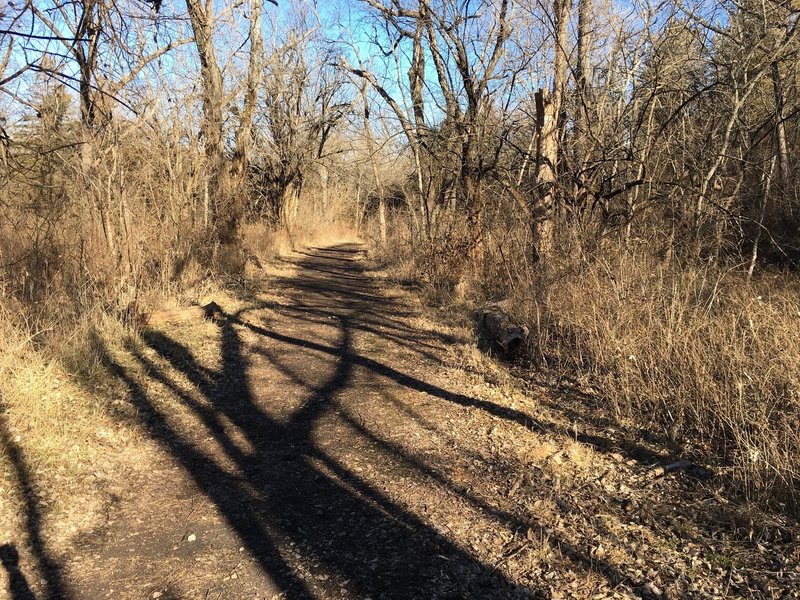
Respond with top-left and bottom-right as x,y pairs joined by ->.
377,221 -> 800,515
2,0 -> 799,541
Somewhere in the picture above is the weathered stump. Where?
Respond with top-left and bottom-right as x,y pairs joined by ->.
479,308 -> 529,357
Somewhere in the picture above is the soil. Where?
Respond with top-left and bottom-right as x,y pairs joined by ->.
2,243 -> 799,599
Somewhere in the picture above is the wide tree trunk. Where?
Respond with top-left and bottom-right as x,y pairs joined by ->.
462,156 -> 485,267
185,0 -> 228,242
279,183 -> 301,231
533,89 -> 558,259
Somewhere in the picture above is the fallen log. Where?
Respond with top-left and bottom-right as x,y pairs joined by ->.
479,308 -> 529,357
147,301 -> 224,327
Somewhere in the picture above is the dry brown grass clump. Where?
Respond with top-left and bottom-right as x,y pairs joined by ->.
527,250 -> 800,506
0,311 -> 140,543
443,234 -> 797,511
380,227 -> 800,511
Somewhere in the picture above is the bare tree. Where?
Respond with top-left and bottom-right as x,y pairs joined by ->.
233,0 -> 266,181
354,0 -> 512,266
531,0 -> 569,260
358,79 -> 387,243
183,0 -> 226,237
253,25 -> 349,229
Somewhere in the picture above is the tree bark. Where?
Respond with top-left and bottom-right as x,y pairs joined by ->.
771,61 -> 789,191
185,0 -> 227,240
748,157 -> 776,279
233,0 -> 264,180
279,183 -> 301,231
480,309 -> 529,356
574,0 -> 593,197
533,89 -> 558,259
360,82 -> 387,243
532,0 -> 570,261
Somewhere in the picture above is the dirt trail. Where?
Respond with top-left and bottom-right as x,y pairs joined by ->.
4,244 -> 798,599
71,243 -> 525,599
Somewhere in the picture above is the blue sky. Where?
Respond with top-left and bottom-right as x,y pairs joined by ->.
0,0 -> 735,133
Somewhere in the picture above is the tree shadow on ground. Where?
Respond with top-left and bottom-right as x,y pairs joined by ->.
0,415 -> 67,600
94,244 -> 539,598
92,243 -> 702,599
0,544 -> 37,600
237,246 -> 643,590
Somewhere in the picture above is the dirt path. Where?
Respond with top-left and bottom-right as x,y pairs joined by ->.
4,244 -> 799,599
70,243 -> 528,599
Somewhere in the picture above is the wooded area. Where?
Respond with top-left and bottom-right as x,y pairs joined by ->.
1,0 -> 799,507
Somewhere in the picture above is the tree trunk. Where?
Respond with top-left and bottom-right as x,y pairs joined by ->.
409,24 -> 432,242
355,169 -> 363,234
771,61 -> 789,191
480,309 -> 529,357
75,1 -> 102,129
532,0 -> 570,261
233,0 -> 264,180
373,156 -> 387,244
532,89 -> 559,259
279,183 -> 301,231
360,81 -> 387,243
185,0 -> 227,240
319,163 -> 330,212
748,157 -> 775,279
574,0 -> 592,198
462,156 -> 484,268
378,195 -> 388,243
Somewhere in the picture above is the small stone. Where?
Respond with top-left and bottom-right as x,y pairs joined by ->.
187,534 -> 196,542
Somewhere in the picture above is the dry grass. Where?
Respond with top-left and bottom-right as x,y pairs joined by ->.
380,224 -> 800,512
0,121 -> 306,542
525,248 -> 800,507
0,125 -> 350,492
0,277 -> 269,546
0,310 -> 140,543
290,185 -> 364,247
